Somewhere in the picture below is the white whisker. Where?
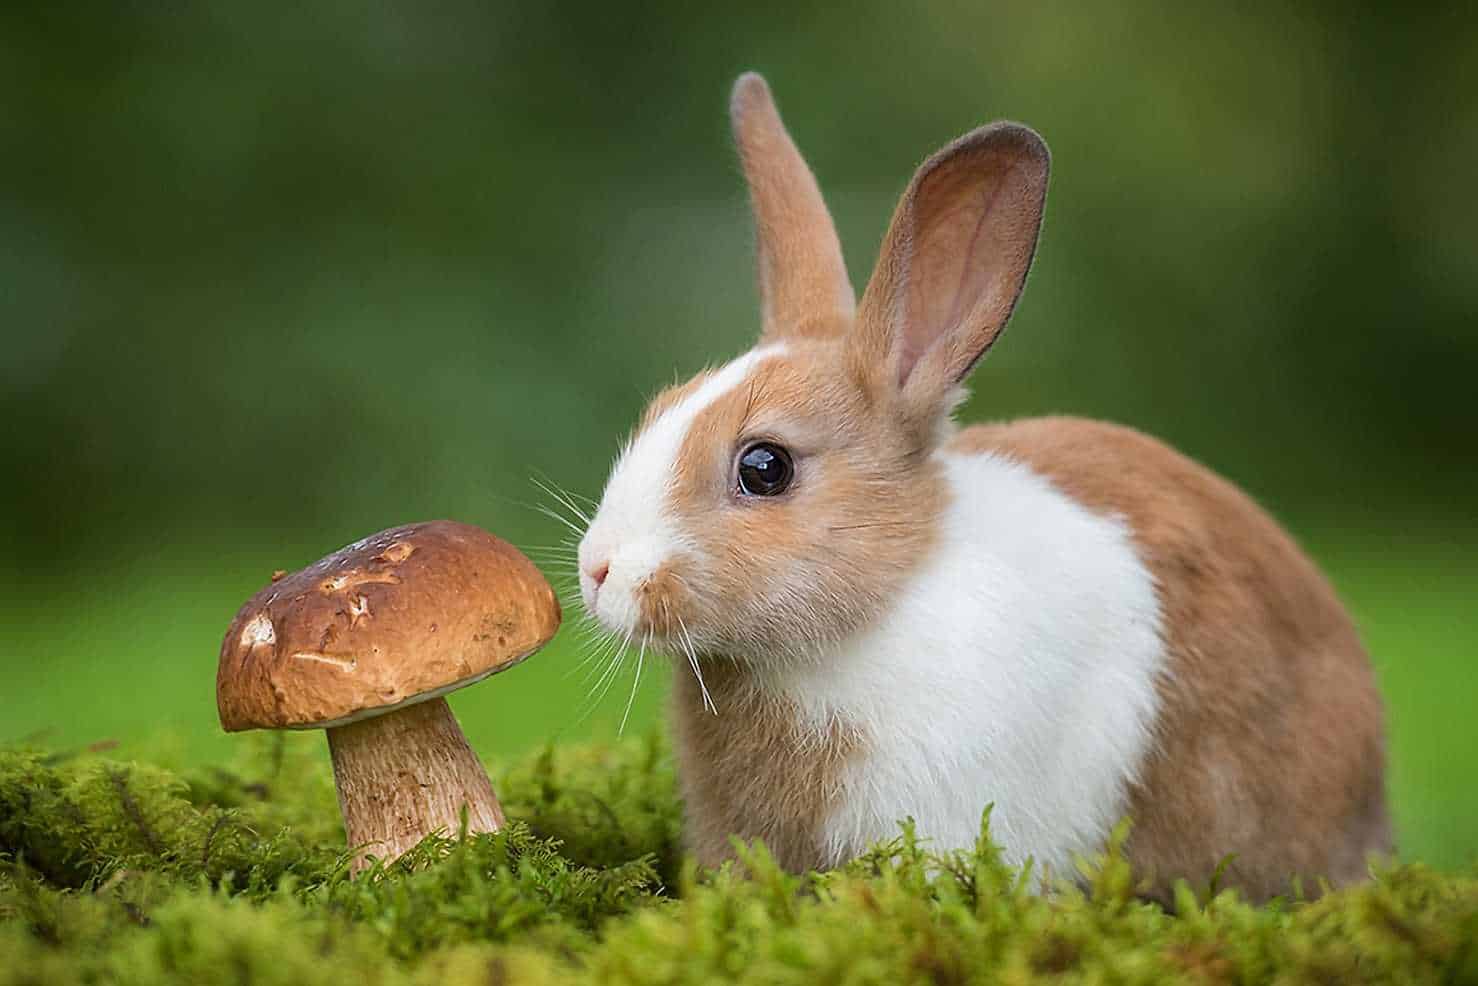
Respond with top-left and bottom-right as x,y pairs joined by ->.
565,488 -> 599,509
594,627 -> 636,709
618,634 -> 648,736
530,473 -> 593,525
574,634 -> 628,724
571,629 -> 621,683
593,625 -> 634,698
675,609 -> 717,715
532,503 -> 585,537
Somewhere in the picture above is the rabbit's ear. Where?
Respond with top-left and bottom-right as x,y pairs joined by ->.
731,73 -> 855,342
854,123 -> 1048,424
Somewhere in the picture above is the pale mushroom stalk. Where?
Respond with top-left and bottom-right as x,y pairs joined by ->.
216,520 -> 561,873
326,698 -> 504,865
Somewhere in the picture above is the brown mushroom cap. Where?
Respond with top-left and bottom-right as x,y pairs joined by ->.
217,520 -> 560,731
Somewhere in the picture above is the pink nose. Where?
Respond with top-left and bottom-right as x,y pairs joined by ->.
586,561 -> 610,589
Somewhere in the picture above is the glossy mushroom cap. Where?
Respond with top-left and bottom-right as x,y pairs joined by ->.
216,520 -> 560,732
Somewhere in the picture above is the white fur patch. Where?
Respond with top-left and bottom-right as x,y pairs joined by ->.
581,346 -> 786,631
762,449 -> 1165,876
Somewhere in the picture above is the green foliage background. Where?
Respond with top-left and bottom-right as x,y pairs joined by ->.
1,0 -> 1475,875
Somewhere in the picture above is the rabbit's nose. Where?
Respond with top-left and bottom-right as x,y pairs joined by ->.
586,561 -> 610,589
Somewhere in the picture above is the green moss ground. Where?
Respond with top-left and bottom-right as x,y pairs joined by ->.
2,734 -> 1475,985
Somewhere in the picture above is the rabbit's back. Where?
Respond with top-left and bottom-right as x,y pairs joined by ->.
954,416 -> 1390,898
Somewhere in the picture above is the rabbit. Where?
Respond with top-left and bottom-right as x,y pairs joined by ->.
575,72 -> 1390,900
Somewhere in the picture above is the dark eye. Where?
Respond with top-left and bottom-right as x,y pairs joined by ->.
737,442 -> 794,497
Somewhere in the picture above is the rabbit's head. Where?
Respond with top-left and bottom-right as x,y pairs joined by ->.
577,74 -> 1048,666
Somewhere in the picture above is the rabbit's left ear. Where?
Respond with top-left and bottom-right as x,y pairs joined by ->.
731,73 -> 855,342
854,123 -> 1049,424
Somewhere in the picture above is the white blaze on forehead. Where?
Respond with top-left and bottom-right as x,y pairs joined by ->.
581,345 -> 785,623
604,344 -> 784,527
634,344 -> 782,473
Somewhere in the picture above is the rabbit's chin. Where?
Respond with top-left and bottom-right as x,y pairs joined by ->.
580,586 -> 710,660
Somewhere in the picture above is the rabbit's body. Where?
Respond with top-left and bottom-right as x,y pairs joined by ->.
673,415 -> 1388,896
578,75 -> 1389,898
961,419 -> 1388,897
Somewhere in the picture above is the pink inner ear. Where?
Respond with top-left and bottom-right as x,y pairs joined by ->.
940,184 -> 1013,332
897,332 -> 926,387
897,141 -> 1044,389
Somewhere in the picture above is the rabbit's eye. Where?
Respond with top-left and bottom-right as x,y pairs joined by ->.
737,442 -> 794,497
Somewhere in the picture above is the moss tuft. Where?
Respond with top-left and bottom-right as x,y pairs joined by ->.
2,734 -> 1474,984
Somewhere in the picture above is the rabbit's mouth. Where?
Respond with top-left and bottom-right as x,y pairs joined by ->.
581,551 -> 699,646
572,547 -> 726,718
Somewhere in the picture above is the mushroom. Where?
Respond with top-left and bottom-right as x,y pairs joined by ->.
216,520 -> 559,872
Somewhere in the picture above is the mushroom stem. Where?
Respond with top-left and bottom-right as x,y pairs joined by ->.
325,697 -> 504,873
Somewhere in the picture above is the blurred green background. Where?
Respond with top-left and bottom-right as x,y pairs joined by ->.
2,4 -> 1474,867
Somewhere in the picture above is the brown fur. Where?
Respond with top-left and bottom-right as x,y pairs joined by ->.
731,73 -> 855,340
655,82 -> 1052,872
659,345 -> 941,653
653,345 -> 943,867
638,74 -> 1388,897
853,124 -> 1048,434
952,418 -> 1390,898
671,663 -> 863,871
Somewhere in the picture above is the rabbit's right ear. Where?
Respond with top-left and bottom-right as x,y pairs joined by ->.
853,123 -> 1049,433
731,73 -> 856,343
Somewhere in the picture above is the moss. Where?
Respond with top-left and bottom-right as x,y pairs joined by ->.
2,735 -> 1474,984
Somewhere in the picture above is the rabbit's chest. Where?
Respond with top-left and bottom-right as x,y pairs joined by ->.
671,671 -> 862,871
